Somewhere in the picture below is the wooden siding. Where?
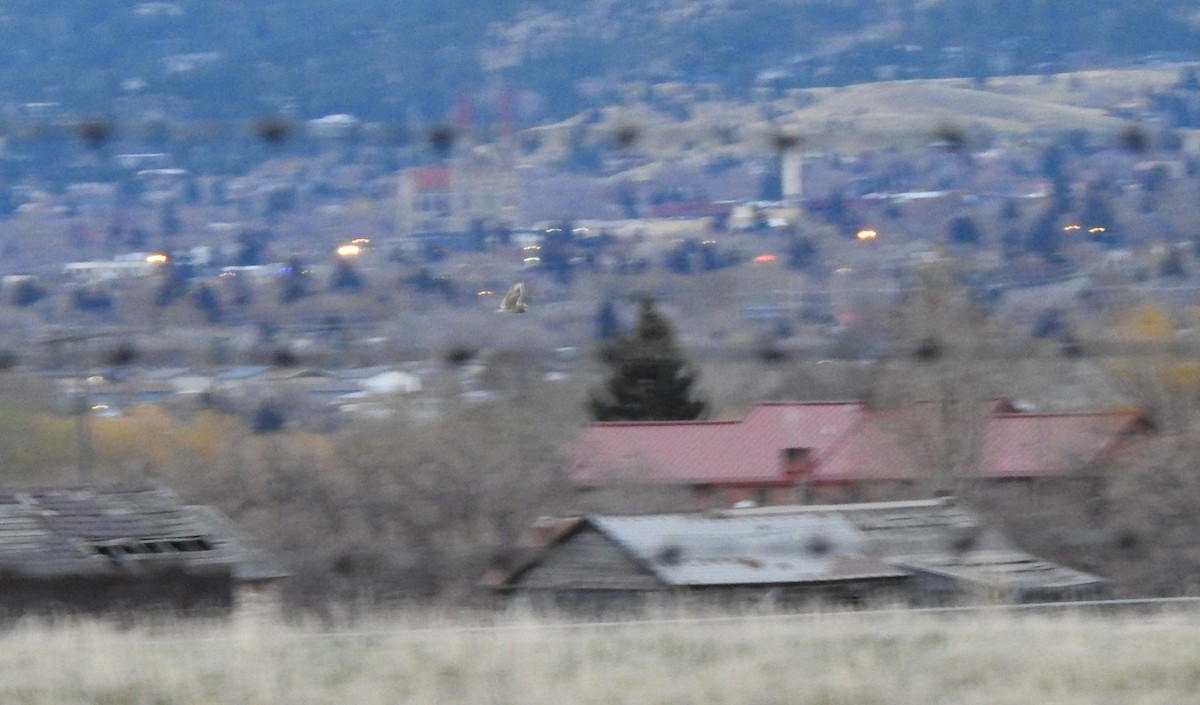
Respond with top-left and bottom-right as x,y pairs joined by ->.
516,527 -> 662,591
0,565 -> 233,620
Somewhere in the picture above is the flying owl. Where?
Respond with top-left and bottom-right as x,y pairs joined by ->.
498,282 -> 528,313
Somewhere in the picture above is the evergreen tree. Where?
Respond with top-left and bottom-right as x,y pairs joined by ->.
947,215 -> 983,246
159,200 -> 181,241
594,299 -> 621,341
785,234 -> 818,270
72,286 -> 114,312
1026,205 -> 1064,263
999,199 -> 1021,224
192,283 -> 223,323
9,278 -> 47,307
539,222 -> 575,284
587,298 -> 707,421
1160,245 -> 1187,279
1079,180 -> 1121,248
278,257 -> 311,304
664,240 -> 696,274
330,258 -> 364,291
155,261 -> 193,306
235,228 -> 272,266
251,400 -> 287,434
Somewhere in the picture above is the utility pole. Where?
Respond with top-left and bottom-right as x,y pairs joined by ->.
70,378 -> 94,483
44,332 -> 100,483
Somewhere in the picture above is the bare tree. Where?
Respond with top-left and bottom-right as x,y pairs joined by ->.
143,381 -> 581,612
332,388 -> 579,601
1094,409 -> 1200,595
870,253 -> 1018,496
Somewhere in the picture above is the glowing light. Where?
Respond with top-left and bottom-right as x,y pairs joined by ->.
1088,226 -> 1106,234
1063,224 -> 1082,231
856,229 -> 878,240
350,237 -> 370,245
145,253 -> 168,264
753,254 -> 776,263
336,244 -> 361,257
477,290 -> 494,296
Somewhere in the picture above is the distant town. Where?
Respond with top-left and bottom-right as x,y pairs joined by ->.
0,64 -> 1196,432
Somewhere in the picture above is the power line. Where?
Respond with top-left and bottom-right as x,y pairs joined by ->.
118,595 -> 1200,646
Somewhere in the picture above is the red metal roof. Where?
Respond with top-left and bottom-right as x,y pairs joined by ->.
810,408 -> 1138,484
570,402 -> 1141,488
647,201 -> 735,219
406,166 -> 451,192
571,402 -> 866,486
982,412 -> 1137,478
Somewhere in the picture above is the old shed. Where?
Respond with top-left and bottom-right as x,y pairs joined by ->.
0,482 -> 287,619
486,498 -> 1106,606
484,511 -> 911,607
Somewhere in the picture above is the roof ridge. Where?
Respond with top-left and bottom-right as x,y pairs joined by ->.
754,400 -> 867,407
991,410 -> 1138,418
590,401 -> 874,428
585,516 -> 672,583
591,417 -> 740,427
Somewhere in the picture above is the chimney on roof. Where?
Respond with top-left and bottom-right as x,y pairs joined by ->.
782,447 -> 814,478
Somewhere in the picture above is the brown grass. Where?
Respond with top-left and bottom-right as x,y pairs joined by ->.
4,606 -> 1200,704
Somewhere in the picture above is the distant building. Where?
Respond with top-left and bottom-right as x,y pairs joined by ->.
395,143 -> 521,235
645,200 -> 734,219
116,153 -> 171,170
307,113 -> 360,140
63,255 -> 164,284
396,166 -> 454,233
161,51 -> 223,74
781,147 -> 804,201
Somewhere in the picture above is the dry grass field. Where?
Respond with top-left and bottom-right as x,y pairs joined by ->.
547,67 -> 1183,158
4,605 -> 1200,704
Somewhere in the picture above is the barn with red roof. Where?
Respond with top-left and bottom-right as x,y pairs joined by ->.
569,401 -> 1145,507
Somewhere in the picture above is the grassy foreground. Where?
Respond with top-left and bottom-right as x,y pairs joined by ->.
2,606 -> 1199,704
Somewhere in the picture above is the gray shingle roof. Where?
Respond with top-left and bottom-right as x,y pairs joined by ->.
590,514 -> 909,586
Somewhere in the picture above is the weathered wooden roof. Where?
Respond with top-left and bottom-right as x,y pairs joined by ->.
901,550 -> 1104,595
0,483 -> 286,581
714,498 -> 1106,595
491,498 -> 1106,598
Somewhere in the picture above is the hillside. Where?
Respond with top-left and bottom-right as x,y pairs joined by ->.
0,1 -> 1196,126
522,68 -> 1183,166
